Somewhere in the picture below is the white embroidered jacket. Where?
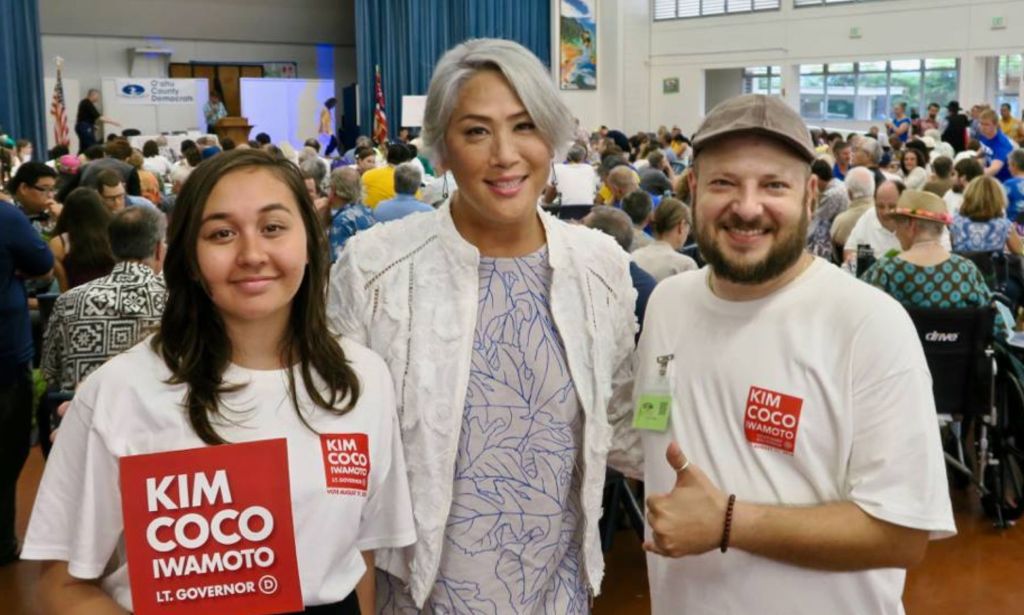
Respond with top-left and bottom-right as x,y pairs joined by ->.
327,203 -> 640,606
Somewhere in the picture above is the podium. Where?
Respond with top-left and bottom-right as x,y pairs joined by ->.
215,117 -> 253,145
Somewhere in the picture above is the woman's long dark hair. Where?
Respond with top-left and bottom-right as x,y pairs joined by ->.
53,188 -> 115,277
152,149 -> 360,444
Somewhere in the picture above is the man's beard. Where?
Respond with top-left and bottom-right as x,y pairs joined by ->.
696,203 -> 810,285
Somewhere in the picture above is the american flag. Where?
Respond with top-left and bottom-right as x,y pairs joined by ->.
373,64 -> 388,146
51,57 -> 70,147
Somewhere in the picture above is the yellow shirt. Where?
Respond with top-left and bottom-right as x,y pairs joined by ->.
597,168 -> 641,204
361,166 -> 395,208
1000,117 -> 1021,140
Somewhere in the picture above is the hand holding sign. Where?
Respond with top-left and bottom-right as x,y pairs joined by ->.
643,442 -> 729,558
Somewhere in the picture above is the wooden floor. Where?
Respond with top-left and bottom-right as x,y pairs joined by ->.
4,447 -> 1024,614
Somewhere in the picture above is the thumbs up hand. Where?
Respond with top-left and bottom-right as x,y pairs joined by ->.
643,442 -> 729,558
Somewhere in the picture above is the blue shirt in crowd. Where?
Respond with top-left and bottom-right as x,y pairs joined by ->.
1005,176 -> 1024,223
630,261 -> 656,338
328,203 -> 376,262
373,193 -> 433,223
978,131 -> 1016,183
0,201 -> 54,379
892,116 -> 912,143
832,162 -> 847,181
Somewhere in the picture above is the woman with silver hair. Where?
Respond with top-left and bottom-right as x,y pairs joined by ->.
329,38 -> 637,613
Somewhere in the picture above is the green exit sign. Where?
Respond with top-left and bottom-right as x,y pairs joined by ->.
992,16 -> 1006,29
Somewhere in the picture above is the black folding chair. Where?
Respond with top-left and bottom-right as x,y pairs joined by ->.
542,203 -> 593,221
599,468 -> 645,552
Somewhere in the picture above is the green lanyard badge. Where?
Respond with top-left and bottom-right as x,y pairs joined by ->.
633,354 -> 674,432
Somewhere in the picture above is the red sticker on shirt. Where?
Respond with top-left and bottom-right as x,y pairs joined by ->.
743,386 -> 803,455
319,434 -> 370,496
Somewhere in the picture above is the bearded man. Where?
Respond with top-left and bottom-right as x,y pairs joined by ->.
624,94 -> 956,615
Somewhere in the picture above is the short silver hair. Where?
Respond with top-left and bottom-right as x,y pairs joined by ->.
329,166 -> 361,203
845,166 -> 875,200
394,163 -> 422,195
566,144 -> 587,163
422,38 -> 574,168
857,137 -> 883,165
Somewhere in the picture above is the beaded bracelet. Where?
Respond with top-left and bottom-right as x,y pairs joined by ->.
720,494 -> 737,553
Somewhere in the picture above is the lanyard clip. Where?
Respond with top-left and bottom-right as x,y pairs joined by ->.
656,354 -> 675,377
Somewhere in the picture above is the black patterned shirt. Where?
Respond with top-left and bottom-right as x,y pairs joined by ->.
42,261 -> 166,391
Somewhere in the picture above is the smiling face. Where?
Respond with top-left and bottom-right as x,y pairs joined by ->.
689,135 -> 814,285
195,168 -> 308,335
443,69 -> 551,231
903,150 -> 919,171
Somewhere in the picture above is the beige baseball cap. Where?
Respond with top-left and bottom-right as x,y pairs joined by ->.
692,94 -> 816,163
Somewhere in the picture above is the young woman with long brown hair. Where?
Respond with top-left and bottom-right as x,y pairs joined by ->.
24,149 -> 414,614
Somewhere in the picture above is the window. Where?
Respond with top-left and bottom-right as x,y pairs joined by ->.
798,59 -> 959,122
997,55 -> 1022,117
654,0 -> 780,20
743,66 -> 782,95
794,0 -> 877,6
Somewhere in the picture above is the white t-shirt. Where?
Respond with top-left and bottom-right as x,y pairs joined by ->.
943,189 -> 963,214
22,337 -> 415,610
143,155 -> 173,179
844,208 -> 901,256
552,162 -> 600,205
637,259 -> 956,615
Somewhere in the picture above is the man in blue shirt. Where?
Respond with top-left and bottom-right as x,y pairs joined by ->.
0,192 -> 54,565
326,166 -> 376,261
1005,149 -> 1024,224
886,102 -> 912,143
977,109 -> 1016,183
374,163 -> 433,223
832,141 -> 851,181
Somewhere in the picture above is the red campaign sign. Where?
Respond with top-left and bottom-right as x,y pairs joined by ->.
319,433 -> 370,496
743,386 -> 804,455
119,439 -> 303,615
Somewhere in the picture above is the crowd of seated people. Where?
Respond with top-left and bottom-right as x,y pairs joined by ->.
12,93 -> 1024,337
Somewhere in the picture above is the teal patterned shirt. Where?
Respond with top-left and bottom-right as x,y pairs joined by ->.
862,253 -> 1007,335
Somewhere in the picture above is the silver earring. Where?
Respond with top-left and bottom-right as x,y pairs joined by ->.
442,173 -> 449,200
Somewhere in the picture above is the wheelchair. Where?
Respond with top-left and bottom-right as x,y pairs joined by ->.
905,305 -> 1024,527
959,250 -> 1024,313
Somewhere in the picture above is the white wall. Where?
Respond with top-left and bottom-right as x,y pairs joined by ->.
648,0 -> 1024,134
705,69 -> 744,113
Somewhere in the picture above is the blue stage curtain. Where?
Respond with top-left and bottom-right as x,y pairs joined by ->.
355,0 -> 551,143
0,0 -> 47,161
